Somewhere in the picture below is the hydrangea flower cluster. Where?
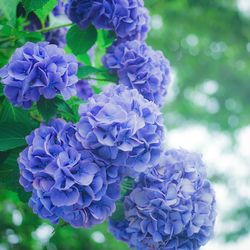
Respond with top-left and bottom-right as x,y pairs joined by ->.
76,84 -> 165,178
65,0 -> 150,41
0,42 -> 78,108
103,41 -> 171,106
76,80 -> 93,100
53,0 -> 65,16
45,28 -> 68,48
109,149 -> 216,250
18,119 -> 121,227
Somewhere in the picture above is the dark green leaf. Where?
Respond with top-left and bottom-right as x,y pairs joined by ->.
1,99 -> 23,122
22,0 -> 50,12
66,25 -> 97,56
0,99 -> 38,129
0,149 -> 30,202
0,151 -> 9,164
0,0 -> 19,25
0,122 -> 31,151
37,97 -> 58,122
0,85 -> 3,96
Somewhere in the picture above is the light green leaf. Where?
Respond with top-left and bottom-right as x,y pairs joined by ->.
0,0 -> 19,25
97,30 -> 115,49
77,66 -> 106,78
35,0 -> 57,24
66,25 -> 97,56
22,0 -> 50,13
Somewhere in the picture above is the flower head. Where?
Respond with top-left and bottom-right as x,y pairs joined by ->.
45,28 -> 67,48
103,41 -> 171,106
65,0 -> 150,41
76,80 -> 93,100
18,119 -> 120,227
109,149 -> 216,250
53,0 -> 65,16
0,42 -> 78,108
76,84 -> 165,178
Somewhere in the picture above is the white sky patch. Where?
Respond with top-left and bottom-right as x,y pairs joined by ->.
12,209 -> 23,226
184,88 -> 220,114
91,231 -> 106,243
151,15 -> 163,30
237,0 -> 250,16
32,224 -> 54,244
186,34 -> 199,47
164,68 -> 178,104
201,80 -> 219,95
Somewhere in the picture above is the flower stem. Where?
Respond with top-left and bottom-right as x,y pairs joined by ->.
36,23 -> 73,33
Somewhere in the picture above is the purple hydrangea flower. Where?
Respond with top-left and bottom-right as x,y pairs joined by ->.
76,84 -> 165,178
53,0 -> 65,16
76,80 -> 93,100
0,42 -> 78,108
65,0 -> 150,41
103,40 -> 171,106
45,28 -> 67,48
18,119 -> 120,227
109,149 -> 216,250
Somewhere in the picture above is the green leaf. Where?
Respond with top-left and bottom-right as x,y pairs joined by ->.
0,85 -> 3,96
0,151 -> 9,164
77,65 -> 117,85
54,97 -> 79,122
22,0 -> 50,13
77,53 -> 92,65
97,30 -> 115,49
111,178 -> 134,222
0,122 -> 31,151
0,0 -> 19,25
0,98 -> 38,128
37,97 -> 58,122
35,0 -> 57,24
77,66 -> 106,78
0,149 -> 30,202
66,25 -> 97,56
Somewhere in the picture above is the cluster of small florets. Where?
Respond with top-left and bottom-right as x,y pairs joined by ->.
18,119 -> 121,227
109,149 -> 216,250
76,84 -> 165,178
65,0 -> 150,41
103,41 -> 171,106
17,84 -> 165,228
0,42 -> 78,108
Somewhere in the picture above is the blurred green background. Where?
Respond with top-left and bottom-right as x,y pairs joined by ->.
1,0 -> 250,249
